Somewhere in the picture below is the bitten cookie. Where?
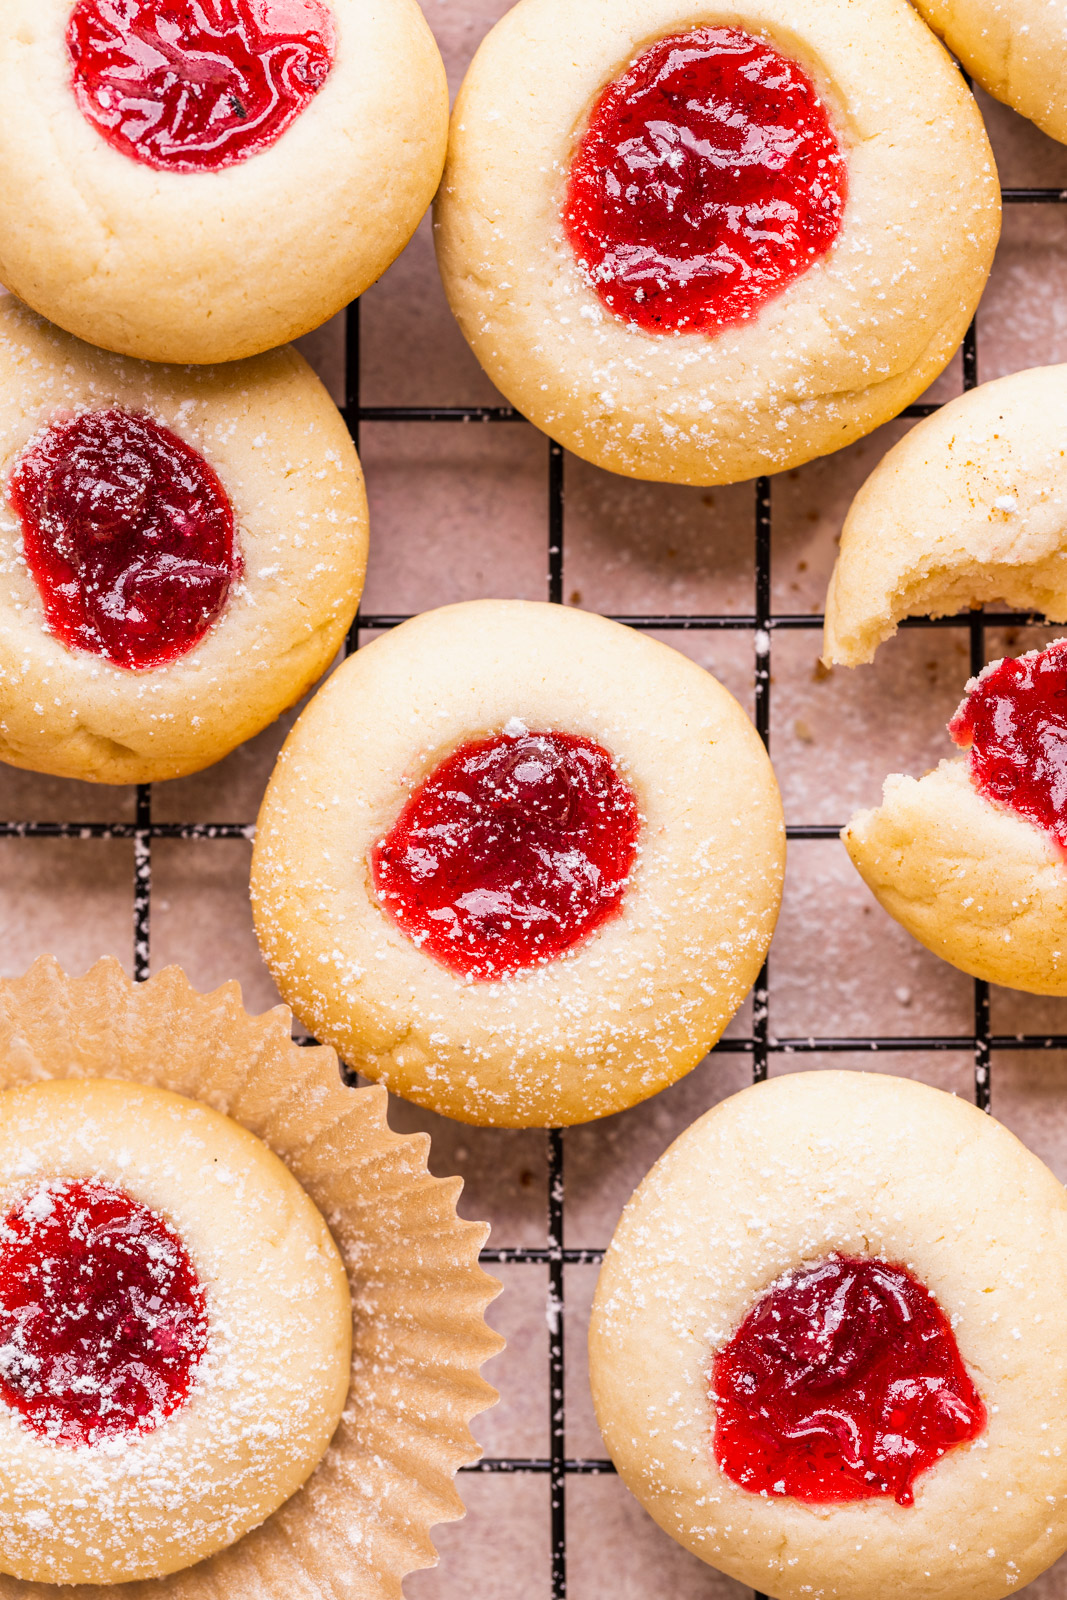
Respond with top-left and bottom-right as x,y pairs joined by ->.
825,366 -> 1067,668
0,0 -> 448,363
0,294 -> 367,784
911,0 -> 1067,145
590,1070 -> 1067,1600
434,0 -> 1000,486
844,637 -> 1067,993
0,1077 -> 351,1585
251,600 -> 785,1127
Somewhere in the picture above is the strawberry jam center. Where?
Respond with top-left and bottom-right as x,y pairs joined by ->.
10,408 -> 240,672
564,27 -> 846,334
949,639 -> 1067,854
371,726 -> 640,980
0,1180 -> 208,1447
67,0 -> 335,174
712,1257 -> 985,1505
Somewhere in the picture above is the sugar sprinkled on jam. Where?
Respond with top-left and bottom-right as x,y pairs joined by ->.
371,724 -> 640,980
565,27 -> 846,335
10,408 -> 240,672
949,638 -> 1067,853
712,1257 -> 985,1505
67,0 -> 335,174
0,1180 -> 208,1447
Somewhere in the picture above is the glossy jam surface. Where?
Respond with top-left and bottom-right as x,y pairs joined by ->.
10,408 -> 240,672
0,1180 -> 208,1447
949,639 -> 1067,853
371,727 -> 640,980
712,1257 -> 985,1505
67,0 -> 335,173
565,27 -> 846,335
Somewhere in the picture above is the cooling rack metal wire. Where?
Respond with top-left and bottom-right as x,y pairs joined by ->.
0,182 -> 1063,1600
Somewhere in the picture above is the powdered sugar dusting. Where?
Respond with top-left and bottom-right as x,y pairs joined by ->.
0,1178 -> 207,1447
0,1078 -> 350,1584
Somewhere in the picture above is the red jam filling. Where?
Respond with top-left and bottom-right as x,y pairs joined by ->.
371,727 -> 640,980
712,1257 -> 985,1506
10,408 -> 240,672
564,27 -> 846,335
67,0 -> 335,174
0,1180 -> 208,1447
949,639 -> 1067,854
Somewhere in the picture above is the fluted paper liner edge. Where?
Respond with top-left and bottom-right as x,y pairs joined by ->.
0,956 -> 503,1600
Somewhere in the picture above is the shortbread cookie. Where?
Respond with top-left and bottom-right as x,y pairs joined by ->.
434,0 -> 1000,486
0,955 -> 502,1598
845,637 -> 1067,993
0,0 -> 448,362
0,1077 -> 351,1584
912,0 -> 1067,144
825,366 -> 1067,667
251,600 -> 785,1127
590,1070 -> 1067,1600
0,294 -> 367,784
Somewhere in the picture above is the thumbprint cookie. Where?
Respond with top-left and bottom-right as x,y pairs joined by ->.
434,0 -> 1000,486
590,1070 -> 1067,1600
0,956 -> 501,1596
0,294 -> 367,784
846,637 -> 1067,994
912,0 -> 1067,144
251,600 -> 785,1127
825,365 -> 1067,667
0,1076 -> 351,1584
0,0 -> 448,362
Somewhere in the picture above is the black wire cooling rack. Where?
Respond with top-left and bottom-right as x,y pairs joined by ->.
1,182 -> 1065,1600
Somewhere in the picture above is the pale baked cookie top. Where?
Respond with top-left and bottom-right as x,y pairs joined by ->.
590,1070 -> 1067,1600
251,600 -> 785,1127
0,0 -> 447,362
0,1078 -> 351,1586
0,293 -> 367,784
435,0 -> 1000,486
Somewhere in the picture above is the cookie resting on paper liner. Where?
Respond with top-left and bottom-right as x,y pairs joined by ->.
0,956 -> 501,1597
589,1069 -> 1067,1600
0,293 -> 367,785
434,0 -> 1000,486
0,0 -> 448,363
824,365 -> 1067,668
0,1077 -> 351,1585
250,599 -> 785,1127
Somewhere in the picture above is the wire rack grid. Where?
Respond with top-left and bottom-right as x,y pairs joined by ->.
0,177 -> 1064,1599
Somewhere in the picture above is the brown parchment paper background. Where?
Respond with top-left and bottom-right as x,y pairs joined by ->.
3,0 -> 1067,1595
0,958 -> 502,1600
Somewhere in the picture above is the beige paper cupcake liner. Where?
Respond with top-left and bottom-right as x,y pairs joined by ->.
0,956 -> 503,1599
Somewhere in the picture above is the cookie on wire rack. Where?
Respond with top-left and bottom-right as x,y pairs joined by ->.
590,1070 -> 1067,1600
435,0 -> 1000,486
845,635 -> 1067,995
824,365 -> 1067,668
251,599 -> 785,1127
0,293 -> 367,785
911,0 -> 1067,145
0,0 -> 448,363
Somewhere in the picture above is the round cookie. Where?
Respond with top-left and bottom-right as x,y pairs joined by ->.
0,1076 -> 351,1585
911,0 -> 1067,145
250,599 -> 785,1128
844,758 -> 1067,993
0,293 -> 367,784
825,365 -> 1067,668
589,1070 -> 1067,1600
0,0 -> 448,363
434,0 -> 1000,487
